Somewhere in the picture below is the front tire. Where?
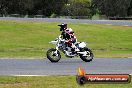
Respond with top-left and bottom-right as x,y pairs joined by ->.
80,47 -> 94,62
47,48 -> 61,62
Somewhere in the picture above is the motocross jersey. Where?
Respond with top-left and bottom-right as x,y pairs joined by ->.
61,28 -> 71,40
61,28 -> 77,43
61,31 -> 70,40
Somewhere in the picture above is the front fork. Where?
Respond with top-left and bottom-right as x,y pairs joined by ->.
54,47 -> 59,56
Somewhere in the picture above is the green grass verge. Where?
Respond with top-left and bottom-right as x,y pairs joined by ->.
0,76 -> 131,88
0,20 -> 132,58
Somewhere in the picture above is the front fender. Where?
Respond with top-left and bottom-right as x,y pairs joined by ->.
49,41 -> 57,45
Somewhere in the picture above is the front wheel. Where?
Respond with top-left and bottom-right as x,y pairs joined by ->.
80,47 -> 94,62
47,48 -> 61,62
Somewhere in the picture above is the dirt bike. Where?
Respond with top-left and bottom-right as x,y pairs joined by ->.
46,36 -> 94,62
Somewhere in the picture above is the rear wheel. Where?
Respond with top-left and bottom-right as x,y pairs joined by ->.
80,47 -> 94,62
47,48 -> 61,62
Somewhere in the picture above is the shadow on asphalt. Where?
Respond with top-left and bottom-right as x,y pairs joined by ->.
44,58 -> 93,64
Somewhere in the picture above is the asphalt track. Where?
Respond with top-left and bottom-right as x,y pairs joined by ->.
0,58 -> 132,76
0,18 -> 132,76
0,17 -> 132,26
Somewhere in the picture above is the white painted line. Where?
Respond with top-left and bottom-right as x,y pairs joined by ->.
12,75 -> 49,77
106,24 -> 112,25
124,25 -> 129,26
11,74 -> 132,76
128,57 -> 132,58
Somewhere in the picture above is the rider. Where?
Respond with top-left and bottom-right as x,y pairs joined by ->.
58,23 -> 79,52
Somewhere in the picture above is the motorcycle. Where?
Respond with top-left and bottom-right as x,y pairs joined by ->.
46,36 -> 94,62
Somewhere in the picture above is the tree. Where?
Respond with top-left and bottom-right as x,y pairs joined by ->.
62,0 -> 92,18
127,0 -> 132,16
91,0 -> 131,17
0,0 -> 67,16
0,0 -> 35,16
32,0 -> 67,16
0,0 -> 10,16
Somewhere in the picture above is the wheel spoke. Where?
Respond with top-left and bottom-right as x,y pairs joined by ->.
47,48 -> 61,62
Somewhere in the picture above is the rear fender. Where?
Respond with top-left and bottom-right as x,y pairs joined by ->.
49,41 -> 57,45
79,42 -> 86,48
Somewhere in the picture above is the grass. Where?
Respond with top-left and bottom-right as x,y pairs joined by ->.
0,20 -> 131,88
0,20 -> 132,58
0,76 -> 131,88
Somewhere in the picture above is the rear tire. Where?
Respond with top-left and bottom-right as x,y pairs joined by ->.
80,47 -> 94,62
47,48 -> 61,62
